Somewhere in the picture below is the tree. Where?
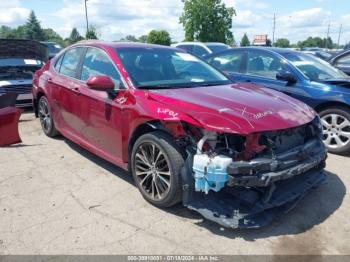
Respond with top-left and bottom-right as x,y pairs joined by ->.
67,28 -> 84,44
180,0 -> 236,44
147,30 -> 171,46
344,42 -> 350,50
297,36 -> 334,49
275,38 -> 290,48
25,11 -> 45,41
240,33 -> 250,46
43,28 -> 66,46
138,35 -> 148,43
86,25 -> 98,39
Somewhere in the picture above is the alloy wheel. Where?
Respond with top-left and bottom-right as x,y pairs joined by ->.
38,98 -> 52,133
321,113 -> 350,149
134,142 -> 172,201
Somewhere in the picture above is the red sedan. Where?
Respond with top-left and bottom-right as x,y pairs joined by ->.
33,41 -> 327,228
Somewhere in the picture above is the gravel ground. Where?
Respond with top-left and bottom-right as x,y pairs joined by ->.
0,112 -> 349,255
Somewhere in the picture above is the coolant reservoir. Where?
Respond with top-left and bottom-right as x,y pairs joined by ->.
193,154 -> 232,194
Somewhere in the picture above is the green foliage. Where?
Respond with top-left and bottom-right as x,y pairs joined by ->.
344,42 -> 350,50
297,36 -> 334,49
138,35 -> 148,43
147,30 -> 171,46
43,28 -> 66,46
25,10 -> 46,41
86,26 -> 98,40
240,33 -> 250,46
180,0 -> 236,44
67,28 -> 84,44
275,38 -> 290,48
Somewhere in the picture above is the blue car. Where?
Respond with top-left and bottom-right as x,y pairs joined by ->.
205,47 -> 350,154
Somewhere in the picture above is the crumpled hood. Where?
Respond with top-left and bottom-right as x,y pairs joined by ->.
148,83 -> 316,134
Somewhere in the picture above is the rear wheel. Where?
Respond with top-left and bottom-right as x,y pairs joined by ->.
38,96 -> 59,137
319,107 -> 350,155
131,131 -> 184,208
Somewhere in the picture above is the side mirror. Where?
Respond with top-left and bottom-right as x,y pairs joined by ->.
86,75 -> 115,91
276,71 -> 297,84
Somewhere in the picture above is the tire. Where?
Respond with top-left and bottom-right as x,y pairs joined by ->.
38,96 -> 59,137
319,106 -> 350,155
131,131 -> 184,208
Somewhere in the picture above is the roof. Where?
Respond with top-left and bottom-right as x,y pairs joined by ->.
74,40 -> 175,50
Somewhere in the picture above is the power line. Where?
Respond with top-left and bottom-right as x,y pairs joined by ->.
338,24 -> 343,47
272,13 -> 276,46
85,0 -> 89,33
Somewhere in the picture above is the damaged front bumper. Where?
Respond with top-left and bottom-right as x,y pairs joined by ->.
181,137 -> 327,229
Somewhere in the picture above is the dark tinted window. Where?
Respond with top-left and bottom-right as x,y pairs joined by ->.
247,51 -> 286,79
60,47 -> 84,78
81,47 -> 124,89
208,51 -> 243,73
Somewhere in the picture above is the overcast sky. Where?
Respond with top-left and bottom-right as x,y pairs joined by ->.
1,0 -> 349,44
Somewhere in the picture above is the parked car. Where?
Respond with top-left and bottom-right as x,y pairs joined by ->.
172,42 -> 230,57
205,47 -> 350,154
41,41 -> 62,59
33,41 -> 326,228
0,39 -> 48,107
328,49 -> 350,76
302,50 -> 333,61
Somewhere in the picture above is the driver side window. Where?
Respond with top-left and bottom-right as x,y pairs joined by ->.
81,47 -> 124,90
247,51 -> 286,79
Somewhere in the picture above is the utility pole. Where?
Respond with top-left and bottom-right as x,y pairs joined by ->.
84,0 -> 89,34
326,22 -> 330,49
338,24 -> 343,48
272,13 -> 276,46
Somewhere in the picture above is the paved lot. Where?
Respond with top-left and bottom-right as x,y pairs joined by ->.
0,112 -> 349,255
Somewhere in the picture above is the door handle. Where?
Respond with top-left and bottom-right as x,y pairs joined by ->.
71,87 -> 81,95
245,79 -> 252,83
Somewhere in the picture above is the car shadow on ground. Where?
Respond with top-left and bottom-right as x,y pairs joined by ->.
65,139 -> 345,240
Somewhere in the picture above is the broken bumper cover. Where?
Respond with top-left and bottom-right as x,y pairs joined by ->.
0,93 -> 23,146
181,138 -> 327,229
227,138 -> 327,187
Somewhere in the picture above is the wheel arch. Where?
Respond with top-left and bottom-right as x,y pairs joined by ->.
314,101 -> 350,113
127,120 -> 175,171
34,91 -> 46,117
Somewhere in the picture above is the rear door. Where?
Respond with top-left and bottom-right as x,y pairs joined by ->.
49,47 -> 85,136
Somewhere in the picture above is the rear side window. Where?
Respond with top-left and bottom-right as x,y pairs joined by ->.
81,47 -> 124,89
59,47 -> 84,78
208,52 -> 243,73
54,55 -> 64,72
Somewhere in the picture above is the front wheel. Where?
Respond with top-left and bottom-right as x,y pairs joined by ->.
38,96 -> 59,137
131,131 -> 184,208
319,107 -> 350,155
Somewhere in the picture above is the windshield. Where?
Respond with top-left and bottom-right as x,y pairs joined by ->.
0,58 -> 43,67
115,47 -> 231,89
283,52 -> 348,81
207,44 -> 229,53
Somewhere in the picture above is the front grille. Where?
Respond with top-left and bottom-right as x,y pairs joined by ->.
0,84 -> 32,94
